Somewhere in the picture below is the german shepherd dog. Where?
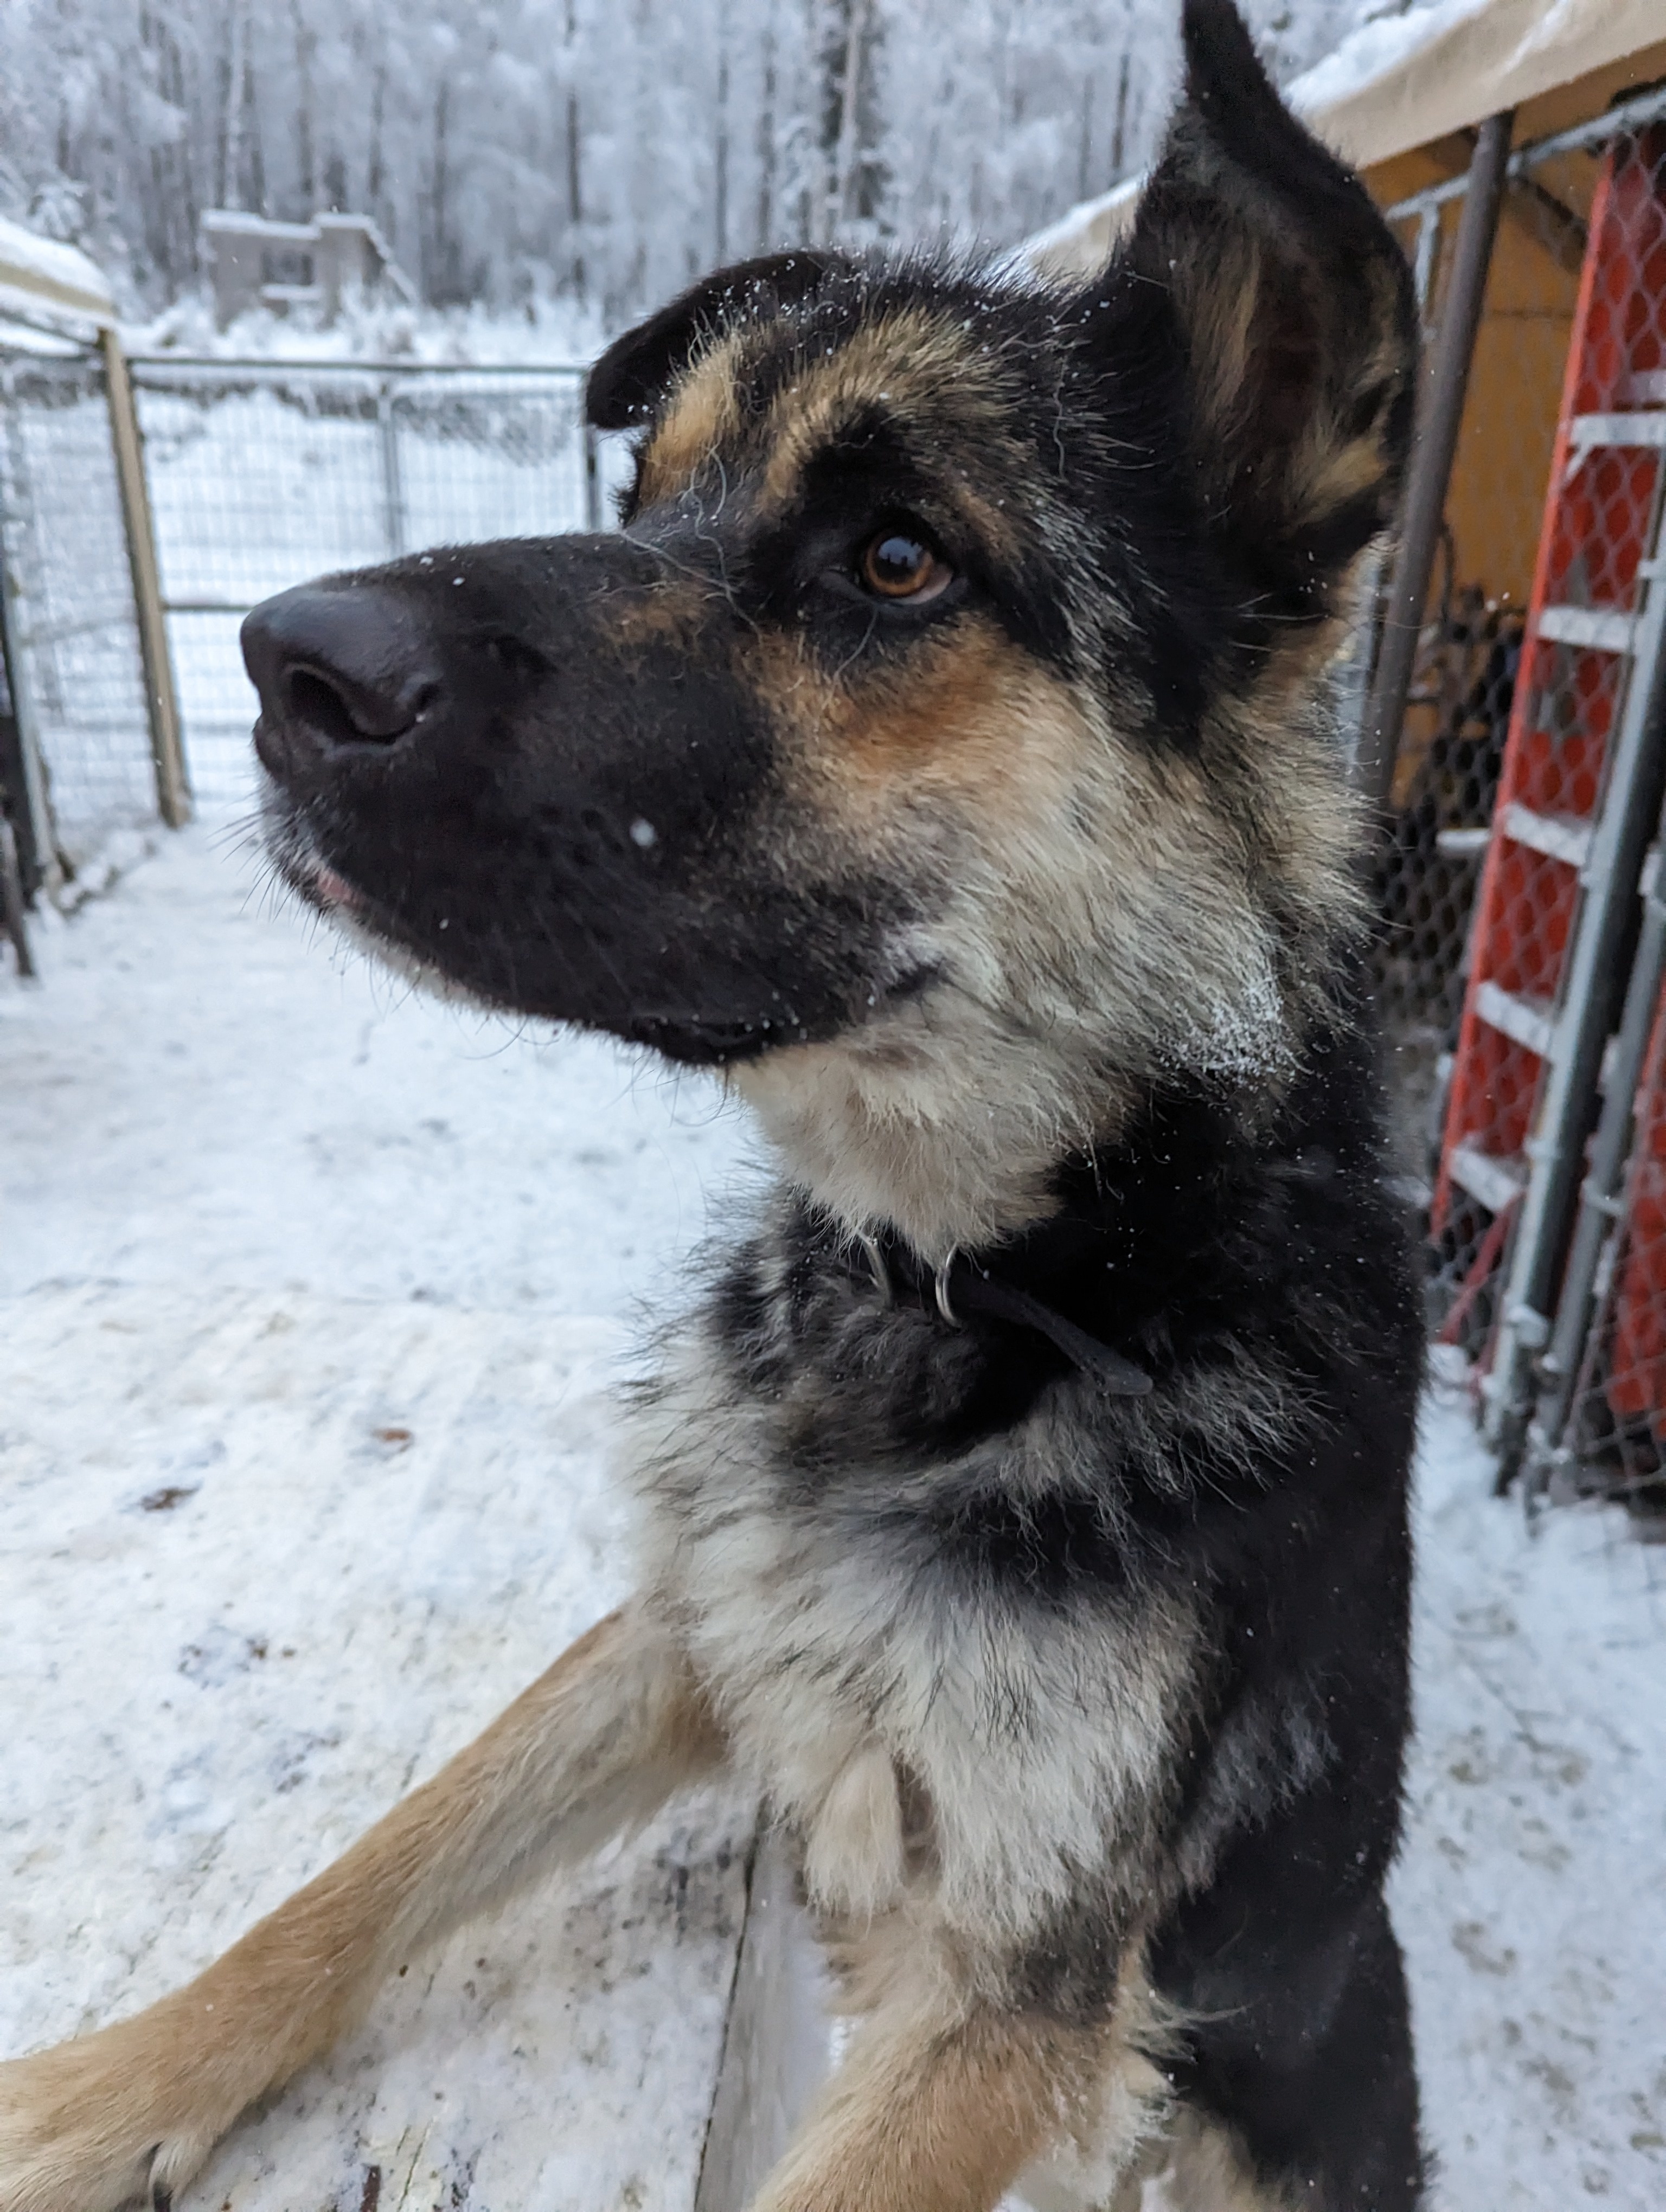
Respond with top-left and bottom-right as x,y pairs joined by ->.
0,5 -> 1426,2205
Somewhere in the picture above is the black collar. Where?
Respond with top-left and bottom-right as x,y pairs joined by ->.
841,1224 -> 1153,1397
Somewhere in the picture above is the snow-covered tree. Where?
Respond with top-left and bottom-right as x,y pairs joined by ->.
0,0 -> 1390,327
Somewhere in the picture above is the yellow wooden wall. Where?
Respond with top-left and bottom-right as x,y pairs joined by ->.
1360,40 -> 1666,619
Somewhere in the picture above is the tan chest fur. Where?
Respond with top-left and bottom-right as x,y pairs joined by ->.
621,1320 -> 1197,1957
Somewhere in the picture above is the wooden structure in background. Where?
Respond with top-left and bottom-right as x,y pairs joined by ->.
200,210 -> 416,331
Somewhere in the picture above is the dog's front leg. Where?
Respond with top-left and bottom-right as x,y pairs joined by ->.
0,1602 -> 723,2212
749,1992 -> 1124,2212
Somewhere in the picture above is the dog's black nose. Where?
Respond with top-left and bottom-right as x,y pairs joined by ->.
242,585 -> 441,751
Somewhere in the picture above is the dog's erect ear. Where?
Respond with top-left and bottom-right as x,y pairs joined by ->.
586,250 -> 848,430
1121,0 -> 1417,596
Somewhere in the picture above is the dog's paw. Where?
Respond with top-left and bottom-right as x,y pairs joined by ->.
0,2015 -> 229,2212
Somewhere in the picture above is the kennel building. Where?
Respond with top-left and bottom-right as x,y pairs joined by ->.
1031,0 -> 1666,1522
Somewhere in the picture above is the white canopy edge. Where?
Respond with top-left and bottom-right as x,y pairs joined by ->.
1026,0 -> 1666,281
0,214 -> 115,333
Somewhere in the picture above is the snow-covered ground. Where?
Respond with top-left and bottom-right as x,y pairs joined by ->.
0,825 -> 753,1316
1396,1375 -> 1666,2207
128,290 -> 608,370
0,828 -> 767,2207
0,1279 -> 754,2212
3,827 -> 1665,2208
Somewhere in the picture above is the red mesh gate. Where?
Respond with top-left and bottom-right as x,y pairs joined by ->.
1431,129 -> 1666,1356
1562,962 -> 1666,1510
1607,989 -> 1666,1427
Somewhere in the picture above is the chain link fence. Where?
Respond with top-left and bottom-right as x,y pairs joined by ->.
1543,130 -> 1666,1523
1561,975 -> 1666,1517
131,361 -> 598,807
0,351 -> 155,873
0,353 -> 600,857
1373,128 -> 1630,1230
1363,105 -> 1666,1527
1373,128 -> 1593,1247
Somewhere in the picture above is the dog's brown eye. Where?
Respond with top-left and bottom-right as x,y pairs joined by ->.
859,531 -> 952,603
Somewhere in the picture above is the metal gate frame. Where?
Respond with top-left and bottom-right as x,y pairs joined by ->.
122,355 -> 601,807
1357,85 -> 1666,1494
1359,83 -> 1666,806
125,353 -> 603,591
101,331 -> 190,827
0,485 -> 53,894
0,332 -> 190,884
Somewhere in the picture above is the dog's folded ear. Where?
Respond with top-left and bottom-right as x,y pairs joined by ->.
586,250 -> 848,430
1120,0 -> 1417,604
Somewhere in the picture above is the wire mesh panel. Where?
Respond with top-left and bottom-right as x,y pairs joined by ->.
1369,121 -> 1666,1361
393,375 -> 591,549
1369,179 -> 1568,1206
1437,128 -> 1666,1375
131,362 -> 592,809
0,353 -> 154,870
1563,974 -> 1666,1522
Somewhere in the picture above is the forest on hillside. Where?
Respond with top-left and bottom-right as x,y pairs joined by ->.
4,0 -> 1396,325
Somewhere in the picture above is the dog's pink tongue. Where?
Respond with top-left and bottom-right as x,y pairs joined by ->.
313,865 -> 360,911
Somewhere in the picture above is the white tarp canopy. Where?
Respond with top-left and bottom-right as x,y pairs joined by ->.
1027,0 -> 1666,279
0,213 -> 115,332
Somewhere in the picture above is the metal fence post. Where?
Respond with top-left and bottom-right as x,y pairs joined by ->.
100,328 -> 190,828
1523,793 -> 1666,1502
1483,491 -> 1666,1475
0,376 -> 60,893
584,422 -> 603,533
378,382 -> 407,558
1410,203 -> 1441,322
0,809 -> 33,974
1357,112 -> 1514,806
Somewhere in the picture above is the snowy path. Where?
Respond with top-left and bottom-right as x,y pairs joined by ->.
0,1282 -> 751,2212
1395,1377 -> 1666,2208
3,828 -> 1665,2208
0,826 -> 755,1316
1,829 -> 773,2210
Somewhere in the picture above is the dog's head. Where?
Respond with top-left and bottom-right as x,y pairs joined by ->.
247,0 -> 1415,1255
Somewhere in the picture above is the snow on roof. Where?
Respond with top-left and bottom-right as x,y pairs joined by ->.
0,313 -> 86,358
1309,0 -> 1665,170
1293,0 -> 1497,114
199,210 -> 321,245
1027,0 -> 1666,280
0,212 -> 114,330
